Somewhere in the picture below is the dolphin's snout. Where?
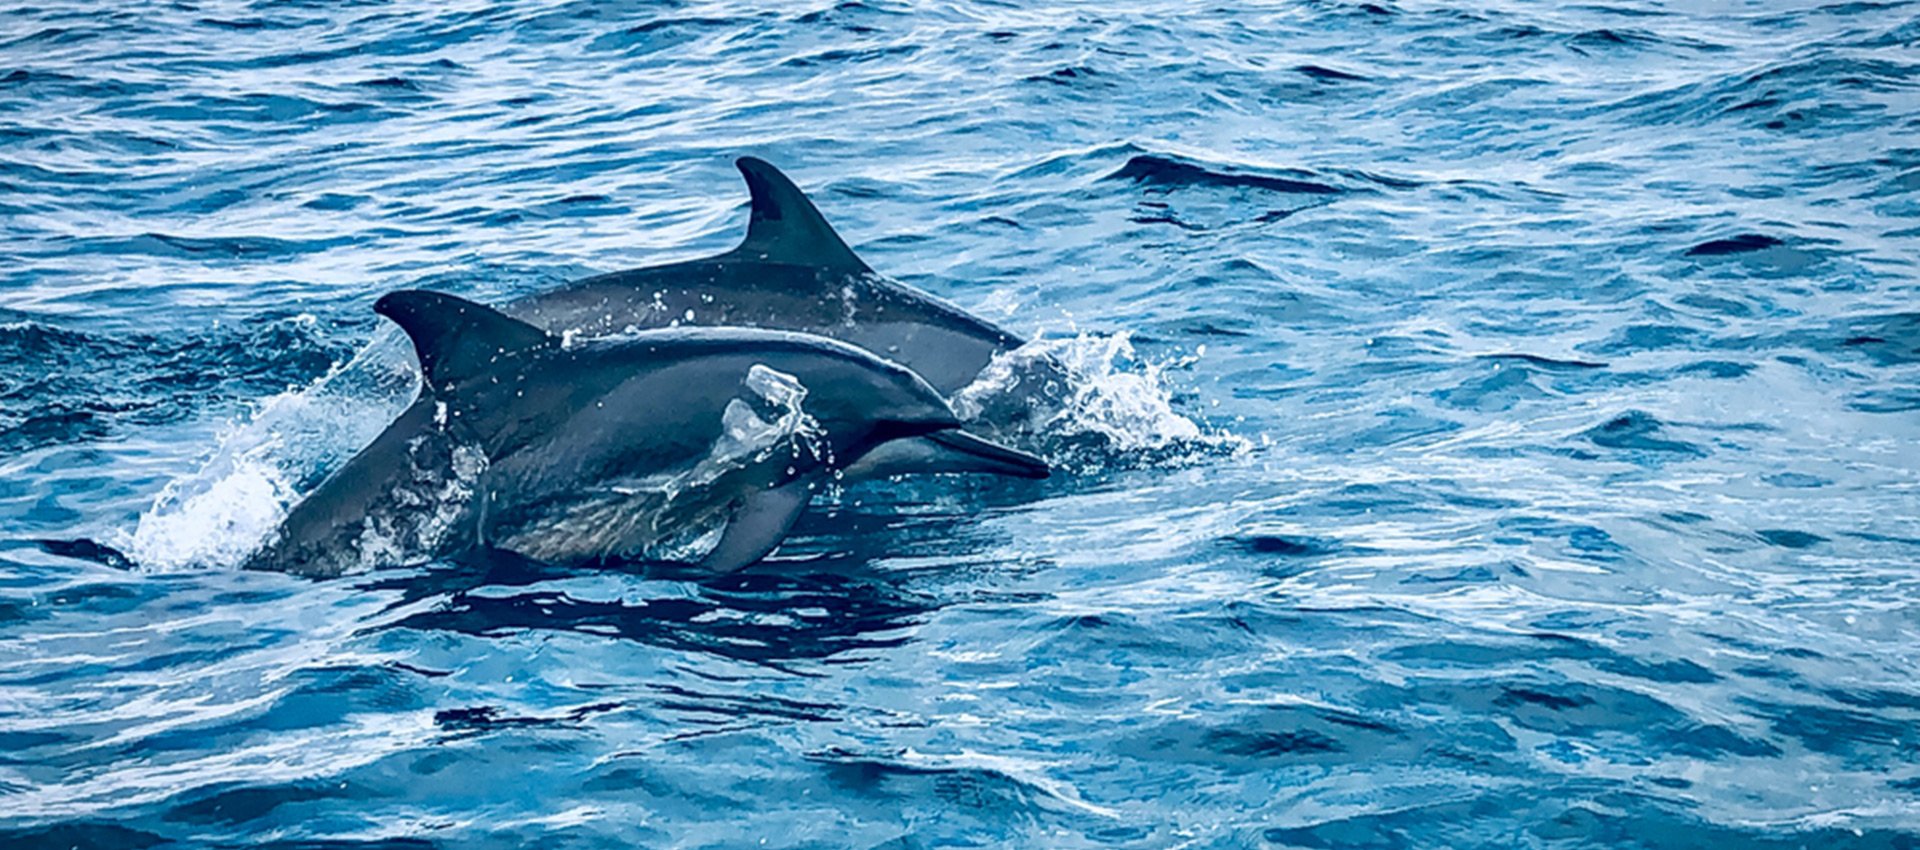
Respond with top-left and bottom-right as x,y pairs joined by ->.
925,429 -> 1050,480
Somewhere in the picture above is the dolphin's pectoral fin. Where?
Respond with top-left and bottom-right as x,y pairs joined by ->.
724,157 -> 872,275
699,483 -> 812,572
375,290 -> 555,390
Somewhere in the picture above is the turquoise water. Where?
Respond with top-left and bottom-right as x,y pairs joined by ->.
4,1 -> 1920,846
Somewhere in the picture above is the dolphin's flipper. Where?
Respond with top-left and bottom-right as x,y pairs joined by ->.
700,483 -> 812,572
375,290 -> 553,389
725,157 -> 871,275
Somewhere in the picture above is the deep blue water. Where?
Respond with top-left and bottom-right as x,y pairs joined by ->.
5,0 -> 1920,846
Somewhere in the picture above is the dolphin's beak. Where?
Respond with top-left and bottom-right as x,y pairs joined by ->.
922,429 -> 1050,479
840,429 -> 1051,481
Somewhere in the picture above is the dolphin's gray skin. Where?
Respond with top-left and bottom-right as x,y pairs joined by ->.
511,157 -> 1022,394
247,291 -> 1045,577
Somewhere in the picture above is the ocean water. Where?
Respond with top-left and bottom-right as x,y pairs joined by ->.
4,0 -> 1920,846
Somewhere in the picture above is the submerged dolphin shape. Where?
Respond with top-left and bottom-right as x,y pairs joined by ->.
248,291 -> 1045,577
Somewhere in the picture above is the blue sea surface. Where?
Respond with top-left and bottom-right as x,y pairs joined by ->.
4,0 -> 1920,846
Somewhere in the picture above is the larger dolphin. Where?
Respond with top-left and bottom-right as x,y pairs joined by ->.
516,157 -> 1023,394
249,291 -> 1045,577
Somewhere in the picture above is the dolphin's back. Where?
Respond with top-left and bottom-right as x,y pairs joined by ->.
502,157 -> 1023,394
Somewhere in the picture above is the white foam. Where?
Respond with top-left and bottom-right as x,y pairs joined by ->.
951,331 -> 1240,462
129,333 -> 418,570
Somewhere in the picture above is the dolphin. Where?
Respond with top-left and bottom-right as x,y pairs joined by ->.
248,158 -> 1050,576
511,156 -> 1022,395
246,291 -> 1046,577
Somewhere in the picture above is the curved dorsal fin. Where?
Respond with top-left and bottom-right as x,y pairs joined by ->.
374,290 -> 552,390
723,157 -> 871,274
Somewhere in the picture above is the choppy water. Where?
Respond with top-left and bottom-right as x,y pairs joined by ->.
5,0 -> 1920,846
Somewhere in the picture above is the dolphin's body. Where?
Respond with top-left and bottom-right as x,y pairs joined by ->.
248,158 -> 1042,576
513,157 -> 1022,395
248,291 -> 1045,577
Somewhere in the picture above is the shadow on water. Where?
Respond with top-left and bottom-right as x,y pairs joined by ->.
352,481 -> 1051,670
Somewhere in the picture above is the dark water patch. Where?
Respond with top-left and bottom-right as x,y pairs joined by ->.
1605,56 -> 1916,132
1106,154 -> 1343,195
1585,324 -> 1706,356
1686,233 -> 1785,256
1295,64 -> 1369,82
1348,406 -> 1462,447
1120,702 -> 1409,774
1024,65 -> 1103,86
1487,24 -> 1548,41
199,17 -> 270,30
1757,529 -> 1826,549
1399,566 -> 1500,584
1576,411 -> 1707,458
1823,686 -> 1920,712
435,701 -> 622,736
1475,353 -> 1606,370
1763,472 -> 1830,489
649,683 -> 842,725
587,15 -> 741,54
385,567 -> 936,667
785,44 -> 922,68
247,839 -> 438,850
1334,167 -> 1425,190
68,232 -> 360,261
0,314 -> 350,452
34,538 -> 134,569
1528,799 -> 1920,850
1744,699 -> 1912,760
1436,352 -> 1618,412
1836,312 -> 1920,365
1468,681 -> 1774,756
0,69 -> 79,87
1671,359 -> 1754,379
1849,389 -> 1920,413
1386,633 -> 1716,687
806,746 -> 1074,817
1228,532 -> 1338,558
0,823 -> 167,849
354,76 -> 421,91
163,781 -> 363,825
1566,28 -> 1660,54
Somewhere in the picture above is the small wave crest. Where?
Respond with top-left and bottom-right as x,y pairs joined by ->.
951,332 -> 1243,470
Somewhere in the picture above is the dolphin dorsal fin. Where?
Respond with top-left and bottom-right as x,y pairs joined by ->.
724,157 -> 871,275
374,290 -> 552,389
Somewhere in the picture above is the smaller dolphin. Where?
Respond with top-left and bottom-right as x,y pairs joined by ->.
246,291 -> 1045,577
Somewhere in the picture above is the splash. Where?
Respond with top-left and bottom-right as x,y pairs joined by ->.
950,331 -> 1242,468
129,334 -> 418,570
